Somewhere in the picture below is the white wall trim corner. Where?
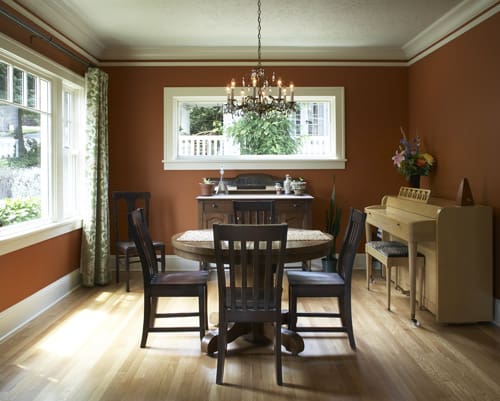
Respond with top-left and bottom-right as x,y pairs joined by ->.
0,269 -> 81,342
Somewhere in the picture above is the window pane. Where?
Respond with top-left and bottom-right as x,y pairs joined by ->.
39,79 -> 50,113
0,104 -> 42,227
0,62 -> 7,100
13,68 -> 24,105
27,73 -> 37,108
62,90 -> 77,217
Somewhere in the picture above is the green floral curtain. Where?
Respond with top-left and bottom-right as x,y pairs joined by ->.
80,67 -> 110,286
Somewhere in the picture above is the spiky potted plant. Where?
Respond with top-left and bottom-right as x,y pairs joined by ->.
322,176 -> 342,272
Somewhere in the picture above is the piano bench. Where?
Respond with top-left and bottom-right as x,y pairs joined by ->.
365,241 -> 425,311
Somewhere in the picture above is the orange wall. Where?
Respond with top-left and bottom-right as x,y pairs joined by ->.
0,230 -> 82,311
104,65 -> 408,254
408,13 -> 500,296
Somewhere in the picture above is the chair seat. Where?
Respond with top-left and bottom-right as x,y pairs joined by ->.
287,270 -> 345,286
117,240 -> 164,253
366,241 -> 409,256
152,271 -> 208,285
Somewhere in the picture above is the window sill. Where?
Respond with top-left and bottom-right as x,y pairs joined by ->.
163,158 -> 347,171
0,218 -> 83,256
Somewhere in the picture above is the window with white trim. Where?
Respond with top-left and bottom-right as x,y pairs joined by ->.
163,87 -> 345,170
0,38 -> 84,249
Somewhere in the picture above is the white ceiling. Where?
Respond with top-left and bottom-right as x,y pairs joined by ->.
8,0 -> 498,62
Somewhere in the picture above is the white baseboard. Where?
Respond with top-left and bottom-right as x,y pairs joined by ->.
0,269 -> 81,342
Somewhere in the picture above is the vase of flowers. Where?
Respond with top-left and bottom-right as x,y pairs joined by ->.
391,129 -> 434,188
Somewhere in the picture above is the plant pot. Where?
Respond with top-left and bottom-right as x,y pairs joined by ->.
292,181 -> 307,195
199,183 -> 215,196
321,257 -> 337,272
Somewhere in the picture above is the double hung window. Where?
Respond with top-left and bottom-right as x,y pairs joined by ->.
0,37 -> 84,253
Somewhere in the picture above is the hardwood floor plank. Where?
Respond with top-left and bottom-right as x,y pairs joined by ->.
1,270 -> 499,401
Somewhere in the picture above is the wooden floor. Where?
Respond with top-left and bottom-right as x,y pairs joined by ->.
1,267 -> 499,401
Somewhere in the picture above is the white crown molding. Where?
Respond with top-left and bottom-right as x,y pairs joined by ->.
403,0 -> 498,60
100,45 -> 407,62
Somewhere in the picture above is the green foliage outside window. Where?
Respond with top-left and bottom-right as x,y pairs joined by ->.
188,105 -> 223,135
225,111 -> 300,155
0,197 -> 41,227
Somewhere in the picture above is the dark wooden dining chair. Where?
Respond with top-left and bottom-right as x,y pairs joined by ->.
286,208 -> 366,349
129,209 -> 209,347
112,191 -> 165,291
232,200 -> 275,224
213,223 -> 288,385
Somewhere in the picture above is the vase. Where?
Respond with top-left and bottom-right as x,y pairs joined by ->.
408,175 -> 420,188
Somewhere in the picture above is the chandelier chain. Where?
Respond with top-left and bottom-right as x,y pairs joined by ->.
257,0 -> 262,67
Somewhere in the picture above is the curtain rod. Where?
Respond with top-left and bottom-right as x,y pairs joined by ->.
0,6 -> 94,68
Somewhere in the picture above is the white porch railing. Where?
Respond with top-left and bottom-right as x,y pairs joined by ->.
178,135 -> 328,156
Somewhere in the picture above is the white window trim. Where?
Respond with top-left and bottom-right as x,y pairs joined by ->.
0,218 -> 82,256
163,87 -> 346,170
0,33 -> 84,254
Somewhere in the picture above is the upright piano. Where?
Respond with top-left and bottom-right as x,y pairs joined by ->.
365,188 -> 493,323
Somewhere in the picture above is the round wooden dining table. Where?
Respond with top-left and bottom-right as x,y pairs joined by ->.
171,228 -> 333,355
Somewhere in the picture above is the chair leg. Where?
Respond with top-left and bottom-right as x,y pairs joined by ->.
288,287 -> 297,331
150,297 -> 158,327
386,265 -> 391,311
141,295 -> 151,348
366,253 -> 373,289
343,294 -> 356,350
204,285 -> 209,330
198,286 -> 206,340
115,254 -> 120,283
216,321 -> 227,385
159,245 -> 166,272
125,252 -> 131,292
274,320 -> 283,385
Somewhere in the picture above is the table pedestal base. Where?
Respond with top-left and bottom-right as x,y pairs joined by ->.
201,322 -> 304,356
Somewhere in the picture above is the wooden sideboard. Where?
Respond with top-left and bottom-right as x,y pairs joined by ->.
197,194 -> 313,229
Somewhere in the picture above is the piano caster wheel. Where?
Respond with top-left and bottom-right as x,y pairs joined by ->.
411,318 -> 420,327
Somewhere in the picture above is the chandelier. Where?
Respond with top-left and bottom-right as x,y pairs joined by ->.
224,0 -> 297,117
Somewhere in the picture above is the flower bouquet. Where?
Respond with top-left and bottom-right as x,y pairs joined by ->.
392,129 -> 434,181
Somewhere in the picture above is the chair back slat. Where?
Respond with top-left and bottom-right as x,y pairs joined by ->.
213,223 -> 288,319
128,208 -> 158,286
233,200 -> 275,224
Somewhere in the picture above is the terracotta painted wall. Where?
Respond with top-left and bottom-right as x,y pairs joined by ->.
104,65 -> 408,255
408,13 -> 500,297
0,230 -> 82,311
0,4 -> 85,312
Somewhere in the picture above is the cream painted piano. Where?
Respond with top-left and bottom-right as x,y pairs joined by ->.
365,187 -> 493,323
